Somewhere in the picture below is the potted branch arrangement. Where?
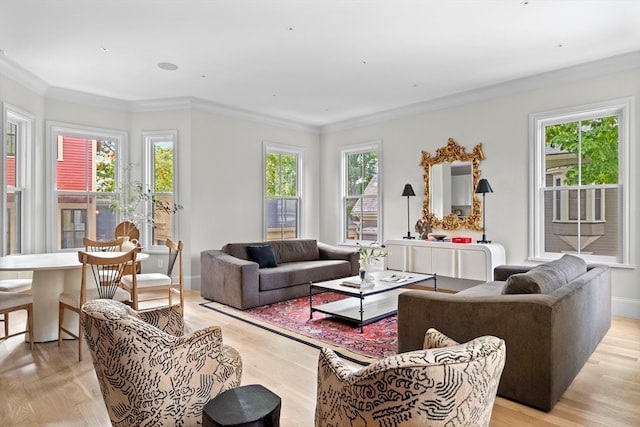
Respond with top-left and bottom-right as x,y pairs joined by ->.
357,242 -> 388,283
108,180 -> 183,249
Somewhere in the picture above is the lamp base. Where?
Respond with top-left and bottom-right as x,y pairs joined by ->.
403,234 -> 415,240
477,239 -> 491,244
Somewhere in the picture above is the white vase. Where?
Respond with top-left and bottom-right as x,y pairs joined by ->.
119,236 -> 140,252
359,260 -> 375,283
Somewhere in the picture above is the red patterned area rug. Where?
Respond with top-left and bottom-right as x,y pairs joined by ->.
201,293 -> 397,364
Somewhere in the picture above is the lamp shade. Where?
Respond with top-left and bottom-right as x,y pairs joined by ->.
475,179 -> 493,194
402,184 -> 415,197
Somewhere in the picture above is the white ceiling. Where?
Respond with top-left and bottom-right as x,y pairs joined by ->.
1,0 -> 639,128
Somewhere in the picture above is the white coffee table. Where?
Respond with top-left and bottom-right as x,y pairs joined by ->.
309,271 -> 436,332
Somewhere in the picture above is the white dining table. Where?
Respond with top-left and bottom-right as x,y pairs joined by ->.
0,251 -> 148,342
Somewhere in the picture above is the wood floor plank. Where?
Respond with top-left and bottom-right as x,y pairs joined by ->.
0,290 -> 638,426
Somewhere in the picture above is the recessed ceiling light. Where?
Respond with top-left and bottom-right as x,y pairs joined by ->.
100,47 -> 109,52
157,62 -> 179,71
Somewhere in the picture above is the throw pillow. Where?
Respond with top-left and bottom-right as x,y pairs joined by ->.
502,265 -> 566,295
543,254 -> 587,283
247,245 -> 278,268
502,254 -> 586,295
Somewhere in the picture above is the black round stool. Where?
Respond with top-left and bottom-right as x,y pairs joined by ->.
202,384 -> 281,427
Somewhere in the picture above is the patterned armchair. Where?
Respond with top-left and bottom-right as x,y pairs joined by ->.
81,299 -> 242,427
315,328 -> 505,427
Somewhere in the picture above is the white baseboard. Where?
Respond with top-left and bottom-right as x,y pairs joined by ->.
612,297 -> 640,319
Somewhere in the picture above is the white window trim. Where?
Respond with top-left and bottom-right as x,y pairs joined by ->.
142,130 -> 179,251
45,121 -> 128,252
262,141 -> 304,241
2,103 -> 35,255
339,140 -> 382,246
528,97 -> 633,267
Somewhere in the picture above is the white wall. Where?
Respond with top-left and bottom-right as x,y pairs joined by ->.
1,63 -> 638,318
187,108 -> 320,284
319,67 -> 640,319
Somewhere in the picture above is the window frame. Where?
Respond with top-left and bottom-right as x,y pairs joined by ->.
142,130 -> 179,250
46,121 -> 128,252
339,140 -> 382,245
529,97 -> 632,266
2,104 -> 35,255
263,142 -> 304,241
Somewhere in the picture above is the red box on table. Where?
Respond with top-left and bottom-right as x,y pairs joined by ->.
452,237 -> 472,243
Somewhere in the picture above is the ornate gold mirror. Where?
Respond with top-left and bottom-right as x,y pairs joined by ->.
420,138 -> 484,231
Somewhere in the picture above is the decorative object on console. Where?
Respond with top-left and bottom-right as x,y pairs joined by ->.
452,236 -> 472,243
401,183 -> 416,239
475,178 -> 493,243
414,218 -> 432,240
428,234 -> 447,241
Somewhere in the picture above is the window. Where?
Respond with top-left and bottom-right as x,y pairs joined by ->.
264,143 -> 302,240
46,122 -> 127,251
341,142 -> 381,244
3,105 -> 34,255
530,98 -> 631,265
143,131 -> 179,248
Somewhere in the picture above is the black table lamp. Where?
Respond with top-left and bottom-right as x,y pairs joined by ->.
402,184 -> 415,239
475,179 -> 493,244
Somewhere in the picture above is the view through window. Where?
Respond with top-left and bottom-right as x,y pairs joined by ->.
265,145 -> 301,240
342,143 -> 380,243
531,99 -> 629,264
144,131 -> 178,247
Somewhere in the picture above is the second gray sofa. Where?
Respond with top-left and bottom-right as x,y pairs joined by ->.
397,254 -> 611,411
201,239 -> 359,309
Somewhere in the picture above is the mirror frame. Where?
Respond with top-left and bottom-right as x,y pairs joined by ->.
420,138 -> 485,231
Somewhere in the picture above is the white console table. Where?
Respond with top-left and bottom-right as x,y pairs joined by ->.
384,239 -> 506,282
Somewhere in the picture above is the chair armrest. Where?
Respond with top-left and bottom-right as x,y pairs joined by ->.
317,348 -> 355,383
423,328 -> 459,349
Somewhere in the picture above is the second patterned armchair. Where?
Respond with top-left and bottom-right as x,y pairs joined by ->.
315,328 -> 506,427
81,299 -> 242,427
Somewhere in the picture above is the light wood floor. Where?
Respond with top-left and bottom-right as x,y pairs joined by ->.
1,290 -> 639,426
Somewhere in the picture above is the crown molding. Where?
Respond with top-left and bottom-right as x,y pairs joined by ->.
45,86 -> 131,110
320,51 -> 640,134
130,97 -> 319,134
0,53 -> 48,95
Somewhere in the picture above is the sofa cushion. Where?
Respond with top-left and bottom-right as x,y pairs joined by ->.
258,260 -> 352,292
247,245 -> 278,268
269,239 -> 320,263
502,254 -> 586,295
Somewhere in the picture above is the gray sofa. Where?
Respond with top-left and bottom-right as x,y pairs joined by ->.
397,254 -> 611,411
201,239 -> 359,309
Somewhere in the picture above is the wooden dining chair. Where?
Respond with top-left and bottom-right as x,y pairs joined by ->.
0,291 -> 34,350
84,236 -> 141,275
58,250 -> 134,361
120,239 -> 184,314
83,237 -> 124,252
114,221 -> 140,241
